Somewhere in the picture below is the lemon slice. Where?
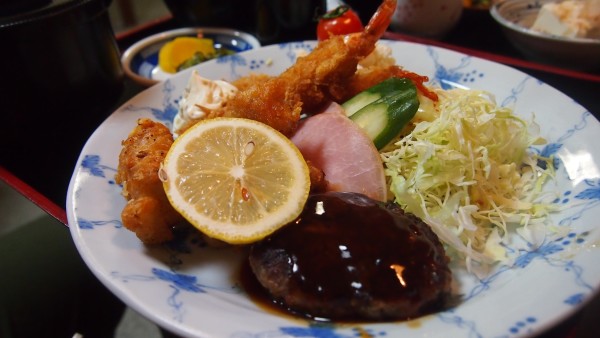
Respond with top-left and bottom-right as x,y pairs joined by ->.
161,117 -> 310,244
158,37 -> 216,73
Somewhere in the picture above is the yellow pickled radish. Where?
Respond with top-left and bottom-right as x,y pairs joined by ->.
158,37 -> 216,73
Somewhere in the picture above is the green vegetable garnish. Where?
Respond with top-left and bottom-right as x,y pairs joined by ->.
342,77 -> 419,149
381,88 -> 559,276
176,48 -> 235,72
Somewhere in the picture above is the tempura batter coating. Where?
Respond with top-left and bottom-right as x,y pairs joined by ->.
223,0 -> 399,137
115,118 -> 183,244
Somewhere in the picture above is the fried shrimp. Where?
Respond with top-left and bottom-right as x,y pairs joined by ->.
115,118 -> 184,244
345,65 -> 439,102
223,0 -> 398,136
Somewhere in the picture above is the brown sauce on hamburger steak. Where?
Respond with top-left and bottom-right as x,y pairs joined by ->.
247,192 -> 452,322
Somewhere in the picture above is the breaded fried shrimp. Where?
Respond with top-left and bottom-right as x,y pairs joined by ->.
223,0 -> 398,136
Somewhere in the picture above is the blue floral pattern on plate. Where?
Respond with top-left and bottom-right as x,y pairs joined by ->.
67,41 -> 600,338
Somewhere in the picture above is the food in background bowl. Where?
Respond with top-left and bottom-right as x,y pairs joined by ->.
158,36 -> 235,74
490,0 -> 600,70
530,0 -> 600,39
121,27 -> 261,87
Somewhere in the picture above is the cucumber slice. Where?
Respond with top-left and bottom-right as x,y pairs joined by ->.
342,77 -> 411,117
349,79 -> 419,149
351,102 -> 388,141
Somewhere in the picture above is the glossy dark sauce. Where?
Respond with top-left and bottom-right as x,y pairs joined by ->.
246,192 -> 452,322
238,259 -> 305,320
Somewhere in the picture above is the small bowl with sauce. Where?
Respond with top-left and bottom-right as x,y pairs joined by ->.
121,27 -> 261,87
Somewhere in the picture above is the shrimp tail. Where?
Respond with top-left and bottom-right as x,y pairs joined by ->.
349,0 -> 397,57
365,0 -> 397,40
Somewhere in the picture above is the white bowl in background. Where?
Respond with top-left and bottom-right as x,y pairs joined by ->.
490,0 -> 600,71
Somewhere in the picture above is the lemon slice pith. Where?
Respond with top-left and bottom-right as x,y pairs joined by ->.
161,117 -> 310,244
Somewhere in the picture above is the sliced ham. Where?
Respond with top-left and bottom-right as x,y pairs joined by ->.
291,102 -> 387,202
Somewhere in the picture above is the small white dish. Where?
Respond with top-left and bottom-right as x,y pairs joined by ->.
121,27 -> 261,87
490,0 -> 600,70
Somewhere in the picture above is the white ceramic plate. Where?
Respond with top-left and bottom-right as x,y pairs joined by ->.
67,41 -> 600,338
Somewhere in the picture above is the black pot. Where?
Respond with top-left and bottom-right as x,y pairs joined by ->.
0,0 -> 123,114
162,0 -> 327,44
0,0 -> 124,206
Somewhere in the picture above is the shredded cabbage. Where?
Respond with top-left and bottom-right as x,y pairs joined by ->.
381,88 -> 559,277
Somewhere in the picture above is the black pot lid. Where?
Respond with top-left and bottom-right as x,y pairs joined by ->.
0,0 -> 109,29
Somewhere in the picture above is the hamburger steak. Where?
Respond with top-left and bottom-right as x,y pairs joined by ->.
249,192 -> 452,321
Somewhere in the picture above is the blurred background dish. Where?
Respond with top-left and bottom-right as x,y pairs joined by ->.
162,0 -> 327,44
121,27 -> 260,87
389,0 -> 464,39
490,0 -> 600,71
462,0 -> 494,10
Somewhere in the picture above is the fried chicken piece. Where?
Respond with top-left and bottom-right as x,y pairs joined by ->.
231,73 -> 271,91
115,118 -> 184,244
224,75 -> 303,137
306,160 -> 328,193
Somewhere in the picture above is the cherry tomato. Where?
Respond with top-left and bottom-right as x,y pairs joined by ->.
316,6 -> 364,41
